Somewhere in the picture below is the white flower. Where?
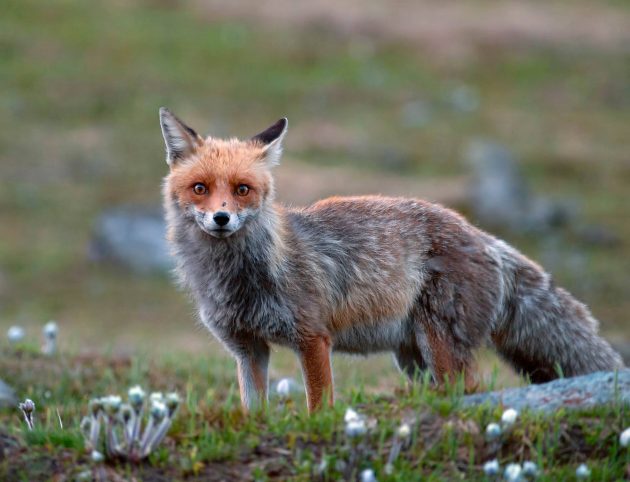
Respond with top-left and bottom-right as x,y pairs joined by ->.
522,461 -> 538,477
91,450 -> 104,462
128,385 -> 145,407
150,400 -> 168,421
7,326 -> 25,343
43,321 -> 58,339
102,395 -> 122,415
501,408 -> 519,426
483,459 -> 500,476
19,399 -> 35,414
276,378 -> 291,399
397,423 -> 411,438
620,427 -> 630,447
486,422 -> 502,440
164,392 -> 181,416
360,468 -> 377,482
504,463 -> 522,481
575,463 -> 590,479
345,419 -> 367,438
344,407 -> 361,423
149,392 -> 164,403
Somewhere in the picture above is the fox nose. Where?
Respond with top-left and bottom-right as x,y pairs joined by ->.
213,211 -> 231,227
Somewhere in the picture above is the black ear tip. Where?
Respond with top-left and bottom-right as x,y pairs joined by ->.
159,107 -> 171,117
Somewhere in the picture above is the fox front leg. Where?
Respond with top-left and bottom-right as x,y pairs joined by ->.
232,338 -> 270,412
298,336 -> 334,413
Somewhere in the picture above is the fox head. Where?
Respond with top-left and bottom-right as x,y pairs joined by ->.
160,108 -> 287,239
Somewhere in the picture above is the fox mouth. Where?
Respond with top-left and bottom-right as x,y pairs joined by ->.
203,227 -> 234,238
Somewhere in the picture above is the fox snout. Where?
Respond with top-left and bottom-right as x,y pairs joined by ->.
194,209 -> 238,238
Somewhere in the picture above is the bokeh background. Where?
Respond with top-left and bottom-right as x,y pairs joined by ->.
1,0 -> 629,390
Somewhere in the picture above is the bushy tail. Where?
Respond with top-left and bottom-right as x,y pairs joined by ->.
491,256 -> 624,383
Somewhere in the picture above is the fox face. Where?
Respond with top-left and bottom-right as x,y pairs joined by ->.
160,108 -> 287,238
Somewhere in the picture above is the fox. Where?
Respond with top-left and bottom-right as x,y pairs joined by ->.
159,108 -> 624,413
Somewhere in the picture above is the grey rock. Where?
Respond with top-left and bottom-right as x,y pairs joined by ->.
0,379 -> 17,408
464,140 -> 572,233
89,207 -> 174,275
462,370 -> 630,412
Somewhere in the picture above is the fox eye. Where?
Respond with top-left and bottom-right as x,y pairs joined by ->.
192,183 -> 207,195
236,184 -> 249,196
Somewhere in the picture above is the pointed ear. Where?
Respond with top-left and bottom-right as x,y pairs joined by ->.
159,107 -> 203,166
250,118 -> 288,166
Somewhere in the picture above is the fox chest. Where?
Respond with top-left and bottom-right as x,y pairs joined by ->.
193,268 -> 297,343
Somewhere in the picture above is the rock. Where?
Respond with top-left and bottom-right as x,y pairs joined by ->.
89,207 -> 174,275
463,140 -> 573,233
0,380 -> 17,408
462,370 -> 630,412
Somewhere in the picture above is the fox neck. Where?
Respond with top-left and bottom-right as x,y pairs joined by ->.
178,200 -> 288,288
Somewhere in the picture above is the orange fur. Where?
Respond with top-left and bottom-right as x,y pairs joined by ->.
298,337 -> 334,412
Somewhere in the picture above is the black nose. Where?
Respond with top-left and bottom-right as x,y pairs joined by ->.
213,211 -> 230,227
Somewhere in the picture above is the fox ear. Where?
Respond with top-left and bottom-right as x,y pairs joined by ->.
251,118 -> 288,166
159,107 -> 203,166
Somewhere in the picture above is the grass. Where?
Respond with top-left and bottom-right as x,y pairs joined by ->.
1,345 -> 628,481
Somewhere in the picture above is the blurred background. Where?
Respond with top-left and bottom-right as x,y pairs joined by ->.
1,0 -> 629,390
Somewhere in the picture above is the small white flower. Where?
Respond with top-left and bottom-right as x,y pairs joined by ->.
620,427 -> 630,447
345,419 -> 367,438
91,450 -> 104,462
501,408 -> 519,426
128,385 -> 145,406
149,392 -> 164,403
7,326 -> 25,344
43,321 -> 58,339
19,399 -> 35,414
397,423 -> 411,439
486,422 -> 502,440
165,392 -> 181,415
483,459 -> 500,476
504,463 -> 522,481
522,461 -> 538,477
102,395 -> 122,415
276,378 -> 291,399
344,407 -> 361,423
360,468 -> 377,482
150,400 -> 168,421
575,463 -> 590,479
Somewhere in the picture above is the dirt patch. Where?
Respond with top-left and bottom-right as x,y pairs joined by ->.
194,0 -> 630,59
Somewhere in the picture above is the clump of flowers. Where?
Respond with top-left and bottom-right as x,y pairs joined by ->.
19,399 -> 36,430
80,387 -> 180,462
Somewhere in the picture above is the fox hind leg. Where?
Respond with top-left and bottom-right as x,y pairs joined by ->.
393,344 -> 428,381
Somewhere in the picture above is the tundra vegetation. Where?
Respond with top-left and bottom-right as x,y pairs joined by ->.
1,0 -> 629,480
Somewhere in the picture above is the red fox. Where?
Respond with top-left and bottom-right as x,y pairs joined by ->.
160,108 -> 623,413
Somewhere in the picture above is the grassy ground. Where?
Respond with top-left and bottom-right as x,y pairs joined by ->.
1,0 -> 629,479
1,344 -> 629,481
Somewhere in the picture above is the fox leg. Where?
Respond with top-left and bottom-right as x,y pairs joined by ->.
233,338 -> 270,412
393,344 -> 427,381
417,324 -> 477,393
298,336 -> 334,413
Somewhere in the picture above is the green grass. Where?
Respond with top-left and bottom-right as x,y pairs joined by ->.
1,346 -> 628,481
